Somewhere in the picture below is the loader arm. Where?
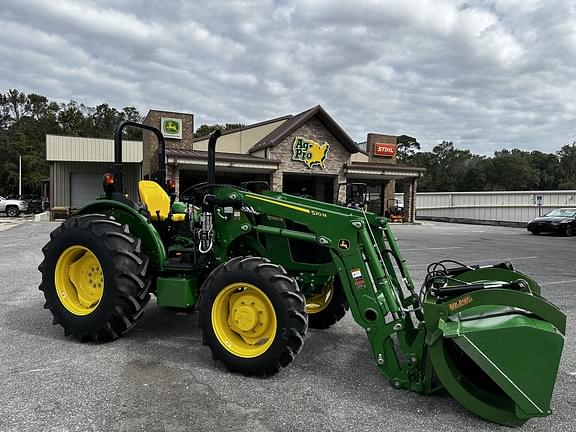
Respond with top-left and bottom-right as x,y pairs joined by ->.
209,187 -> 438,385
206,185 -> 565,427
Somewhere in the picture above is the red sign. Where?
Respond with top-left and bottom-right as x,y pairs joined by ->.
374,143 -> 397,157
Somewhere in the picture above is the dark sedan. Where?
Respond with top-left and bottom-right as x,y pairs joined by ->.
527,208 -> 576,236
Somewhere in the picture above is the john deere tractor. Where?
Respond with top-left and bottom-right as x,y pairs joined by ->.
39,122 -> 565,426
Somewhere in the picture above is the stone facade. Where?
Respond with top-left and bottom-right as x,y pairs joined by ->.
366,133 -> 398,206
142,110 -> 194,179
366,133 -> 397,164
268,117 -> 351,203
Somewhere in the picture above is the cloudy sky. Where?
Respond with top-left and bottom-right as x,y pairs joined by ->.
1,0 -> 575,154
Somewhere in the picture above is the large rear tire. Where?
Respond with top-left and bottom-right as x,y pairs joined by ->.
39,214 -> 151,341
199,256 -> 307,376
306,278 -> 348,329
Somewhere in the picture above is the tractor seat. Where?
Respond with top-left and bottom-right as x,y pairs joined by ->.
138,180 -> 186,222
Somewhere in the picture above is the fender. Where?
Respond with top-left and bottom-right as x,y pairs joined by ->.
78,199 -> 167,270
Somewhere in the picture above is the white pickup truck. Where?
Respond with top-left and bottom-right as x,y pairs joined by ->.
0,196 -> 28,217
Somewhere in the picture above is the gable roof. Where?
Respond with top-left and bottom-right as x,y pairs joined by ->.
249,105 -> 359,153
193,113 -> 291,142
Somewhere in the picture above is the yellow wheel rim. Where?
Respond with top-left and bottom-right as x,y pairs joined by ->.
54,245 -> 104,316
211,283 -> 277,358
305,282 -> 334,314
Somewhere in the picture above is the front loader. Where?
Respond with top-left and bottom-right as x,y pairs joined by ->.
39,121 -> 565,426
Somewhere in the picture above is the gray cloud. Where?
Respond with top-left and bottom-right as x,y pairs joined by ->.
0,0 -> 574,154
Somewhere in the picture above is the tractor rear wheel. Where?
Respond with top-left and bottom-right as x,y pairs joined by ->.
306,278 -> 348,329
199,256 -> 307,376
39,214 -> 151,341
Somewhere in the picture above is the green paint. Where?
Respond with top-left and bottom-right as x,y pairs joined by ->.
78,199 -> 167,270
74,179 -> 566,427
156,276 -> 197,308
163,119 -> 180,134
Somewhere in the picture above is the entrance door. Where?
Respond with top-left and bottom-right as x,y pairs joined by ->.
283,174 -> 334,203
346,181 -> 385,215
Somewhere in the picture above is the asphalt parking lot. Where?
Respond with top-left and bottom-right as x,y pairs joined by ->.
1,220 -> 574,432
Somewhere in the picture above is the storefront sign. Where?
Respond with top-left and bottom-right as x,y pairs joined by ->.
292,137 -> 330,168
374,143 -> 396,157
161,117 -> 182,139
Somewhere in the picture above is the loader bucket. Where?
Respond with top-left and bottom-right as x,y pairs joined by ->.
424,275 -> 565,427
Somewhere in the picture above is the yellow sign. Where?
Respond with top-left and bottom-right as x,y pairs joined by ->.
292,137 -> 330,169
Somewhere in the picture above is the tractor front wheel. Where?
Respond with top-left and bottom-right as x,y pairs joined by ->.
306,278 -> 348,329
39,214 -> 151,341
199,256 -> 307,376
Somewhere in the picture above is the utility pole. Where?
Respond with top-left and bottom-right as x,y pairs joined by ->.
18,155 -> 22,196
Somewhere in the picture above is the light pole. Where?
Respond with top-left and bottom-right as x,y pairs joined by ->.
18,155 -> 22,196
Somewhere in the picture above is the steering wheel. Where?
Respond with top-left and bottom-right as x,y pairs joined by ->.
179,182 -> 210,203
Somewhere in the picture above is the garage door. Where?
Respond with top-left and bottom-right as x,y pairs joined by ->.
71,174 -> 102,208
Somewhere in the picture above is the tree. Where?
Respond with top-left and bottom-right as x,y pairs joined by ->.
58,102 -> 89,136
2,89 -> 26,122
396,135 -> 421,162
90,103 -> 121,138
529,151 -> 560,190
558,142 -> 576,189
194,123 -> 246,138
0,89 -> 144,196
487,149 -> 539,190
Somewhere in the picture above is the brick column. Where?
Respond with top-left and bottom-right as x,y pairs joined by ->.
403,178 -> 418,223
143,110 -> 194,178
335,175 -> 346,204
410,178 -> 417,222
384,180 -> 396,207
271,170 -> 283,192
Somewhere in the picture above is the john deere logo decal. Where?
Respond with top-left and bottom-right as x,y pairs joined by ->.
161,117 -> 183,139
292,137 -> 330,169
163,120 -> 179,134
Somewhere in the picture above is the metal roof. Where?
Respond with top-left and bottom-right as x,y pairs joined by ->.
46,135 -> 143,163
345,162 -> 426,178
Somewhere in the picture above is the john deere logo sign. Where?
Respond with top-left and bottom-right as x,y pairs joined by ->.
292,137 -> 330,169
161,117 -> 182,139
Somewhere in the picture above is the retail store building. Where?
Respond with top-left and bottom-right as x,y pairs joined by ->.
47,106 -> 424,220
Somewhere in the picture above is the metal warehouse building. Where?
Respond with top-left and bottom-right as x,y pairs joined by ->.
46,136 -> 142,209
47,106 -> 424,221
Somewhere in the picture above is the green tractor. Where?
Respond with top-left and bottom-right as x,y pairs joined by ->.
39,122 -> 565,426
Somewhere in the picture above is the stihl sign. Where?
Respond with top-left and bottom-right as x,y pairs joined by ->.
374,143 -> 396,157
